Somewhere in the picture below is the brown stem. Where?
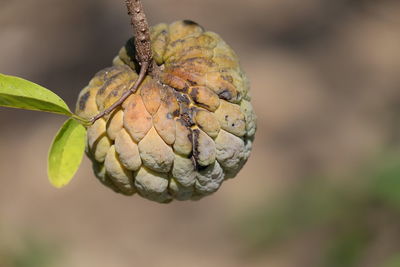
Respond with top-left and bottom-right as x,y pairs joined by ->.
125,0 -> 153,64
90,0 -> 153,124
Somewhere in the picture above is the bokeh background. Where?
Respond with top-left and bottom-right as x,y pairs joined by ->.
1,0 -> 400,266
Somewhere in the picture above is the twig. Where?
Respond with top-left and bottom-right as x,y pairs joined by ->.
90,0 -> 153,124
125,0 -> 153,64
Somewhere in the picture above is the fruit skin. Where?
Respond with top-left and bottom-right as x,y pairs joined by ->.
75,20 -> 256,203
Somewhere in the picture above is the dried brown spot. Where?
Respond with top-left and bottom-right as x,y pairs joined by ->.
180,107 -> 194,127
192,129 -> 200,163
221,75 -> 234,83
79,91 -> 90,111
161,72 -> 190,91
187,79 -> 197,86
190,87 -> 199,102
183,57 -> 215,69
97,71 -> 125,96
174,91 -> 191,105
183,20 -> 200,27
172,109 -> 180,117
111,88 -> 121,97
170,39 -> 186,48
218,89 -> 233,101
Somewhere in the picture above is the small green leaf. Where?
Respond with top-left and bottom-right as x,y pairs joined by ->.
48,118 -> 87,188
0,73 -> 72,116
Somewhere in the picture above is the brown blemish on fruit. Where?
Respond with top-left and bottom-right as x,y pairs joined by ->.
161,72 -> 190,91
162,86 -> 180,112
102,84 -> 129,111
174,118 -> 193,156
187,79 -> 197,86
97,71 -> 125,96
215,100 -> 246,137
190,155 -> 198,171
172,109 -> 180,117
191,129 -> 200,165
169,39 -> 186,48
174,92 -> 191,105
191,128 -> 216,167
188,86 -> 220,111
180,106 -> 194,127
79,91 -> 90,111
166,65 -> 203,86
181,57 -> 217,73
183,20 -> 200,27
110,89 -> 119,97
221,75 -> 234,83
218,89 -> 233,101
189,87 -> 200,101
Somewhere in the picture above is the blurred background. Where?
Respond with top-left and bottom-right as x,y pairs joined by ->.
1,0 -> 400,266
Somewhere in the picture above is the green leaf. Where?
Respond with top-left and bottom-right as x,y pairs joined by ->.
0,73 -> 72,116
48,118 -> 87,188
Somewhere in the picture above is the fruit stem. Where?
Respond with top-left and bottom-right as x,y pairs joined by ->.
125,0 -> 153,65
71,114 -> 92,126
90,0 -> 154,124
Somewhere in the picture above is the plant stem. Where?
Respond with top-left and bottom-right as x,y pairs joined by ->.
125,0 -> 153,65
71,114 -> 92,126
90,0 -> 153,124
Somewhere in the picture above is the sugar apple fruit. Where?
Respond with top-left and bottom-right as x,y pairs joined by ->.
75,20 -> 256,203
